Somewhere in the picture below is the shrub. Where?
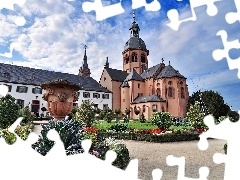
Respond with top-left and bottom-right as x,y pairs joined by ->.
134,109 -> 140,115
32,119 -> 86,156
14,123 -> 34,140
150,112 -> 173,129
75,100 -> 96,127
18,106 -> 35,124
139,113 -> 146,123
100,108 -> 114,123
0,94 -> 20,129
186,101 -> 206,129
125,109 -> 131,116
109,123 -> 128,132
0,129 -> 16,144
123,116 -> 129,123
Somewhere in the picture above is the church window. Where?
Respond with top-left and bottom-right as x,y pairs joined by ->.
125,55 -> 129,64
152,104 -> 157,112
157,83 -> 160,87
131,53 -> 137,62
104,77 -> 106,81
141,53 -> 145,63
138,83 -> 140,88
156,88 -> 161,96
168,81 -> 172,85
168,87 -> 173,97
143,105 -> 146,112
181,87 -> 185,99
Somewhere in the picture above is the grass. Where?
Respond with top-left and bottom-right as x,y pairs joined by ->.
92,119 -> 192,130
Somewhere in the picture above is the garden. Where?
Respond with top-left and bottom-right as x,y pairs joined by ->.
0,95 -> 237,169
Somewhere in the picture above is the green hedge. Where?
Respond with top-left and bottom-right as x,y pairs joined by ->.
97,132 -> 200,143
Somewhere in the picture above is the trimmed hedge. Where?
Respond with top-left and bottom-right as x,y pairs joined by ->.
97,131 -> 200,143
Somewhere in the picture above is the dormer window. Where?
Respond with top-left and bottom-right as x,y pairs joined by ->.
3,72 -> 9,77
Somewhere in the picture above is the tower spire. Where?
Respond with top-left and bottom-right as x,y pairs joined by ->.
104,56 -> 109,68
129,11 -> 140,38
79,45 -> 91,77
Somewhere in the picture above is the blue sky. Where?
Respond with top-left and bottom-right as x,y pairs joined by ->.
0,0 -> 240,111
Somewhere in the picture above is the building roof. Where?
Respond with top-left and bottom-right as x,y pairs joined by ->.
0,63 -> 111,93
131,94 -> 166,104
124,37 -> 147,51
156,65 -> 186,79
140,64 -> 161,79
120,81 -> 130,88
105,67 -> 129,82
124,68 -> 143,81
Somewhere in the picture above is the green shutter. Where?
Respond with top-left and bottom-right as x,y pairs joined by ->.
16,86 -> 19,92
32,88 -> 35,93
25,87 -> 28,93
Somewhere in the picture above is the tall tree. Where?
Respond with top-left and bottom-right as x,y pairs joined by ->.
187,90 -> 230,119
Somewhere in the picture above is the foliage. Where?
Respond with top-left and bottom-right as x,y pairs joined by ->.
97,131 -> 200,143
18,106 -> 35,124
100,108 -> 114,123
139,113 -> 146,123
32,119 -> 86,156
123,116 -> 129,123
150,112 -> 173,129
93,122 -> 158,130
125,108 -> 131,116
41,107 -> 47,111
186,101 -> 207,129
0,94 -> 20,129
188,90 -> 231,119
114,108 -> 121,117
109,123 -> 128,132
134,109 -> 140,115
228,110 -> 239,122
0,129 -> 16,144
75,100 -> 96,127
14,123 -> 34,140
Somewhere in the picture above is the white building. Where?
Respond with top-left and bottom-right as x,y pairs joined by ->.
0,49 -> 112,114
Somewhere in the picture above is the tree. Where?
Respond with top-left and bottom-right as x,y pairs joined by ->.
188,90 -> 231,119
0,94 -> 20,129
150,112 -> 173,130
75,100 -> 95,127
100,108 -> 114,123
228,110 -> 239,122
186,101 -> 206,129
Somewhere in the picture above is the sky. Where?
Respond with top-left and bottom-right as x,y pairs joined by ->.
0,0 -> 240,110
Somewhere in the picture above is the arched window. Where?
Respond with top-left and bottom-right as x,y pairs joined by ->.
181,87 -> 185,98
125,55 -> 129,64
141,53 -> 145,63
143,105 -> 146,112
132,53 -> 138,62
168,81 -> 172,85
156,88 -> 161,96
168,87 -> 173,97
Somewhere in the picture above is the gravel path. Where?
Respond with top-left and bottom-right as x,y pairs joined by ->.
123,139 -> 226,180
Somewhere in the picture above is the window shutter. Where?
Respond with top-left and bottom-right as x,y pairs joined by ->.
98,94 -> 100,98
32,88 -> 35,93
16,86 -> 19,92
78,92 -> 80,97
102,94 -> 104,99
25,87 -> 28,93
40,88 -> 42,94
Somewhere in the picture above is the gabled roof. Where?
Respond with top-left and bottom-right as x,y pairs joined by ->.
0,63 -> 111,93
120,81 -> 130,88
131,94 -> 166,104
140,64 -> 161,79
105,67 -> 129,82
124,68 -> 143,81
156,65 -> 186,79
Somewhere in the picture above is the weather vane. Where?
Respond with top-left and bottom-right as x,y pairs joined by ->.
132,11 -> 136,22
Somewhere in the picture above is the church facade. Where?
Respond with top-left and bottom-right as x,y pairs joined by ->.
99,13 -> 189,119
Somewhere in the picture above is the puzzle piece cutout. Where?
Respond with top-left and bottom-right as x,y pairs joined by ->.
167,0 -> 220,31
198,114 -> 240,180
0,84 -> 9,98
166,155 -> 209,180
225,0 -> 240,24
212,30 -> 240,78
82,0 -> 160,21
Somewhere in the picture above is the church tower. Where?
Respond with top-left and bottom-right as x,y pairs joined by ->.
122,12 -> 149,74
79,45 -> 91,77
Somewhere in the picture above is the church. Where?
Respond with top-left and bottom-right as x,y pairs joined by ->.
99,13 -> 189,119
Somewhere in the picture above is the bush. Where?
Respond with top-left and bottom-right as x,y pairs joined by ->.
109,123 -> 128,132
18,106 -> 35,124
0,129 -> 16,144
75,100 -> 96,127
150,112 -> 173,129
100,108 -> 114,123
32,119 -> 86,156
0,94 -> 20,129
14,123 -> 34,140
139,113 -> 146,123
123,116 -> 129,123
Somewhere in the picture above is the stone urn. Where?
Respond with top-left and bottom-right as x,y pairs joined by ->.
40,79 -> 81,121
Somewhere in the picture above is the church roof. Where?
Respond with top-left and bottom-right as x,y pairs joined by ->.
0,63 -> 111,93
131,94 -> 166,104
124,37 -> 147,51
156,65 -> 186,79
140,64 -> 161,79
120,81 -> 130,88
124,68 -> 143,81
105,67 -> 129,82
